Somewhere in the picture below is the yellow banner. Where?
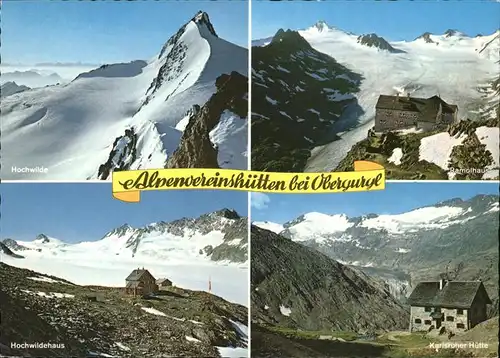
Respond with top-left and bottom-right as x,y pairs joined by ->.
112,161 -> 385,203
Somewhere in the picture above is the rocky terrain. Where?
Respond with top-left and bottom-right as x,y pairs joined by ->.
336,117 -> 499,180
0,263 -> 248,357
251,29 -> 362,172
356,34 -> 405,53
167,71 -> 248,169
251,225 -> 409,333
2,11 -> 248,180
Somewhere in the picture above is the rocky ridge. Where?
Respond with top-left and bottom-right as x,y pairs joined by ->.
166,71 -> 248,169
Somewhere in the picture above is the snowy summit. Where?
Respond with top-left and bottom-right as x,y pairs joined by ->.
2,11 -> 248,180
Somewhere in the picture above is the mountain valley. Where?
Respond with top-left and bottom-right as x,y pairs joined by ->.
251,22 -> 499,178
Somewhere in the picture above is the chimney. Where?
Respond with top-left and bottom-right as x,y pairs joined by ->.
407,92 -> 410,98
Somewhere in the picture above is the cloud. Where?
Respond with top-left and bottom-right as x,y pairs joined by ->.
251,193 -> 271,210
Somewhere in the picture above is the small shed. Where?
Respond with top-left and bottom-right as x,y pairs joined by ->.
125,268 -> 158,296
156,278 -> 173,289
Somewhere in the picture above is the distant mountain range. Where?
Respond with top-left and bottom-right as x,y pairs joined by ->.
255,194 -> 499,308
251,225 -> 408,333
1,208 -> 248,264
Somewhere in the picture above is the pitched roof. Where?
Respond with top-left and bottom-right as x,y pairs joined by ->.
375,95 -> 457,122
408,281 -> 492,309
126,268 -> 154,281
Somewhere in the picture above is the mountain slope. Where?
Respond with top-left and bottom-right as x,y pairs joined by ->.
258,195 -> 499,308
335,116 -> 499,180
0,262 -> 248,358
2,11 -> 248,180
251,225 -> 409,333
356,34 -> 405,53
251,28 -> 362,172
166,71 -> 247,169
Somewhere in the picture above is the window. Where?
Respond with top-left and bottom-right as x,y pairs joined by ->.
414,319 -> 422,324
446,316 -> 454,322
424,307 -> 431,312
424,320 -> 431,325
457,309 -> 464,315
456,323 -> 465,329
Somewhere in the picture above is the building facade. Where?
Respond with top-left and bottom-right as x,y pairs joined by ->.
408,280 -> 491,334
156,278 -> 173,289
374,94 -> 458,133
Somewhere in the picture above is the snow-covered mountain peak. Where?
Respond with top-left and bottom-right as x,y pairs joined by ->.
192,11 -> 218,38
156,11 -> 217,61
34,234 -> 50,244
101,223 -> 135,240
3,209 -> 248,264
444,29 -> 464,38
19,234 -> 66,249
270,29 -> 312,49
262,195 -> 499,245
252,221 -> 284,234
313,20 -> 330,32
415,32 -> 435,43
281,212 -> 355,243
0,81 -> 30,97
209,208 -> 241,220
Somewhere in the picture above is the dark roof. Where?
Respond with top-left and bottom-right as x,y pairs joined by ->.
408,281 -> 492,309
156,278 -> 172,284
126,269 -> 154,282
375,95 -> 457,122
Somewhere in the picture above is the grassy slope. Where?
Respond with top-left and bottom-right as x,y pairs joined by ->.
252,324 -> 497,358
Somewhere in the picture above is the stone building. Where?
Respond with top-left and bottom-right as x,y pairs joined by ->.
408,279 -> 492,334
125,268 -> 158,297
374,94 -> 458,133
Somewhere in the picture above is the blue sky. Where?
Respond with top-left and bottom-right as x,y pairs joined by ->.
2,1 -> 248,64
252,1 -> 500,40
0,183 -> 248,243
251,182 -> 499,224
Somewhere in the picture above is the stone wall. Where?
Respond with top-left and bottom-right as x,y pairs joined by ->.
442,307 -> 468,332
410,306 -> 432,332
374,109 -> 419,132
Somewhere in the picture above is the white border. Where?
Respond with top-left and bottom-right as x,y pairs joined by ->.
246,0 -> 253,354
